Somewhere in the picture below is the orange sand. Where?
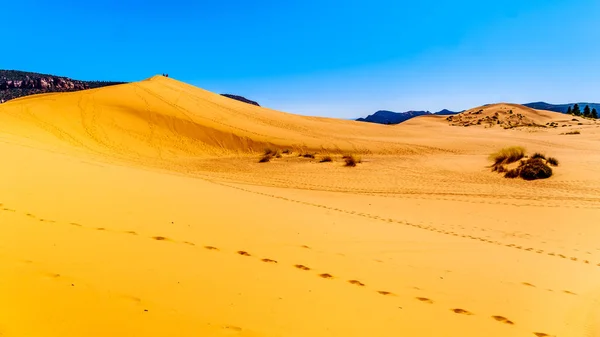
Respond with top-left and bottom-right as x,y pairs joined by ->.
1,76 -> 600,337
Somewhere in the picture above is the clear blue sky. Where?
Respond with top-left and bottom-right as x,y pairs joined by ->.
4,0 -> 599,118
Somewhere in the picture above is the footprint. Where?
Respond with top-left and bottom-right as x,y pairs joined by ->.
378,291 -> 394,296
348,280 -> 365,287
124,230 -> 138,235
152,236 -> 169,241
183,241 -> 196,246
319,273 -> 334,279
237,251 -> 251,257
222,325 -> 242,332
70,223 -> 82,227
300,245 -> 311,249
294,264 -> 311,271
451,308 -> 473,315
416,297 -> 433,304
522,282 -> 536,287
204,246 -> 219,251
44,272 -> 61,279
563,290 -> 577,295
261,258 -> 278,264
95,227 -> 106,231
492,316 -> 515,325
534,333 -> 552,337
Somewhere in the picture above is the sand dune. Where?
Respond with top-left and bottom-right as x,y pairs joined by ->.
1,76 -> 600,337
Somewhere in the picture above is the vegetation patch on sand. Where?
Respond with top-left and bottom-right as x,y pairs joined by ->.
320,155 -> 333,163
488,146 -> 526,167
259,148 -> 281,163
561,130 -> 581,135
489,147 -> 558,180
343,154 -> 362,167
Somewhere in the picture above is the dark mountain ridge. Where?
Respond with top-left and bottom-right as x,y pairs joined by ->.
523,101 -> 600,114
357,109 -> 461,124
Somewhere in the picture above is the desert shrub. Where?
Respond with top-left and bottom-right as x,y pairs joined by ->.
492,164 -> 507,173
563,130 -> 581,135
344,154 -> 361,167
519,159 -> 552,180
302,153 -> 315,159
504,168 -> 520,178
264,148 -> 274,155
320,155 -> 333,163
282,149 -> 291,154
259,154 -> 272,163
547,157 -> 559,166
489,146 -> 526,167
531,152 -> 546,160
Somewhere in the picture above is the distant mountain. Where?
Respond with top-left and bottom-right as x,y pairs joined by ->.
435,109 -> 458,115
357,109 -> 460,124
220,94 -> 260,106
523,102 -> 600,114
0,70 -> 125,103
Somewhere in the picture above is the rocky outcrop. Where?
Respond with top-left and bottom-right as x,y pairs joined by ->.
221,94 -> 260,106
0,76 -> 88,91
0,70 -> 125,103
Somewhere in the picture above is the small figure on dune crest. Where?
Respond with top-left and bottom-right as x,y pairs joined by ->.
489,147 -> 558,180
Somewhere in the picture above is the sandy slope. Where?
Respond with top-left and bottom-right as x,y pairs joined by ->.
1,76 -> 600,337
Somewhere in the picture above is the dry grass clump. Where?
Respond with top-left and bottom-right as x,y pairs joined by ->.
531,152 -> 546,160
547,157 -> 559,167
562,130 -> 581,135
259,148 -> 280,162
320,155 -> 333,163
488,146 -> 526,167
489,147 -> 557,180
301,153 -> 316,159
259,154 -> 272,163
343,154 -> 361,167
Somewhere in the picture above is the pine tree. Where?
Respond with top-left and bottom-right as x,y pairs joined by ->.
567,106 -> 572,114
592,108 -> 598,119
584,105 -> 591,118
573,104 -> 581,116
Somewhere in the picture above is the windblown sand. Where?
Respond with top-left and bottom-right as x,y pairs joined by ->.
1,76 -> 600,337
